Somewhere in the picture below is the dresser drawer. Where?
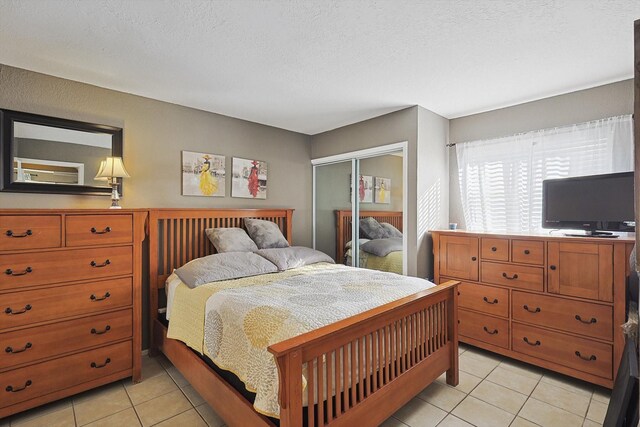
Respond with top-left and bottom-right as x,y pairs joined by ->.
511,240 -> 544,265
512,291 -> 612,341
458,282 -> 509,318
0,216 -> 61,252
0,246 -> 132,290
0,278 -> 132,330
481,261 -> 543,291
458,309 -> 509,349
0,340 -> 132,409
0,309 -> 132,370
512,323 -> 612,379
481,238 -> 509,261
66,215 -> 133,247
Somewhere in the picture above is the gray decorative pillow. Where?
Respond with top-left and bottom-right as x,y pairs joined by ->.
175,252 -> 277,288
359,217 -> 387,240
244,218 -> 290,249
256,246 -> 334,271
381,222 -> 403,238
205,228 -> 258,253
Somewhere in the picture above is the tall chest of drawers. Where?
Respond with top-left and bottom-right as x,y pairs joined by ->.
432,230 -> 634,388
0,209 -> 147,418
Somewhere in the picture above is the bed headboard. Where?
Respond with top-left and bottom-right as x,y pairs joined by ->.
334,210 -> 403,263
149,208 -> 293,290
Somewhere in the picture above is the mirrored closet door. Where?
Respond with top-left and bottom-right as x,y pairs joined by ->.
313,144 -> 406,274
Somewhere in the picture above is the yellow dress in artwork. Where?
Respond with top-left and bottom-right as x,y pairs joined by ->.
378,182 -> 386,203
199,161 -> 218,196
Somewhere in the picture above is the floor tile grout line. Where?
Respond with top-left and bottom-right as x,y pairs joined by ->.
124,378 -> 147,427
444,361 -> 502,426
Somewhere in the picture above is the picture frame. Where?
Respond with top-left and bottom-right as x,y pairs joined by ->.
232,157 -> 267,199
181,151 -> 226,197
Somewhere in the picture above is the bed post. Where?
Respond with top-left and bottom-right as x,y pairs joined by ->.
148,209 -> 160,357
274,350 -> 303,427
446,286 -> 459,386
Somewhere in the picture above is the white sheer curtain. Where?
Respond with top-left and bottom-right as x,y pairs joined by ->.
456,115 -> 633,233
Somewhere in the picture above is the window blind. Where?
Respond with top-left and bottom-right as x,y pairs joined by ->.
456,115 -> 633,233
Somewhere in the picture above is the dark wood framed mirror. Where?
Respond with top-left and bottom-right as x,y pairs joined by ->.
0,109 -> 123,196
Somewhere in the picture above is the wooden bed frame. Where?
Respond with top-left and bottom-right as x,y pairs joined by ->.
335,210 -> 403,264
149,208 -> 458,427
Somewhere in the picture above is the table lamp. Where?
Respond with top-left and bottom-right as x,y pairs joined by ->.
95,157 -> 130,209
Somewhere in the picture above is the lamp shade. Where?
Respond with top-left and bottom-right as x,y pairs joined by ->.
95,157 -> 130,179
94,160 -> 108,181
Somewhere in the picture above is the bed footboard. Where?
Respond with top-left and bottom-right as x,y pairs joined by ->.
268,280 -> 459,427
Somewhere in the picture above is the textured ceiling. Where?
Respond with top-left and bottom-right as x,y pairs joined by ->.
0,0 -> 639,135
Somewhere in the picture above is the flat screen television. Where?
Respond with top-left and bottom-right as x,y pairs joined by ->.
542,172 -> 635,237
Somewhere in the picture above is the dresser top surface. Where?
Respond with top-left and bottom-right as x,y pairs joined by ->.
431,229 -> 636,244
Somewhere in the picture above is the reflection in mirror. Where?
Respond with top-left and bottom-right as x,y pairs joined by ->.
13,122 -> 112,187
356,153 -> 404,274
315,160 -> 354,266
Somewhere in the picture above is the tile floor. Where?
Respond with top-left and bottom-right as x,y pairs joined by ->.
1,343 -> 611,427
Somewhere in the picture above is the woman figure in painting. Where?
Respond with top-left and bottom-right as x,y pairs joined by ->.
378,180 -> 386,203
359,175 -> 366,202
199,155 -> 218,196
247,160 -> 260,197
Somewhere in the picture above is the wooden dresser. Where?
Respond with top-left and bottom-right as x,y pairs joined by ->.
0,209 -> 147,418
432,230 -> 634,388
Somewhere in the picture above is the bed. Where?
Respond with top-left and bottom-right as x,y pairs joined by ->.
335,210 -> 403,274
149,208 -> 459,427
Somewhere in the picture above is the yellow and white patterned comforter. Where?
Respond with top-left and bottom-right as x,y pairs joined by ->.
167,262 -> 434,418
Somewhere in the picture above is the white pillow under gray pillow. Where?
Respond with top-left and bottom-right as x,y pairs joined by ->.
244,218 -> 290,249
255,246 -> 334,271
175,252 -> 277,288
205,227 -> 258,253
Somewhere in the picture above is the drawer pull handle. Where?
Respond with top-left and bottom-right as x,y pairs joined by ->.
483,297 -> 498,305
91,325 -> 111,335
471,256 -> 477,261
90,259 -> 111,268
524,249 -> 530,254
5,229 -> 32,238
523,305 -> 541,313
4,304 -> 32,315
491,247 -> 497,252
575,351 -> 596,361
90,292 -> 111,302
523,337 -> 541,346
483,326 -> 498,335
550,265 -> 557,270
5,267 -> 32,276
502,272 -> 518,280
6,380 -> 32,393
575,315 -> 597,324
91,358 -> 111,369
5,342 -> 32,354
91,226 -> 112,234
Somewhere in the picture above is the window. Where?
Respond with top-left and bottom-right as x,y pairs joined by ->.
456,115 -> 633,233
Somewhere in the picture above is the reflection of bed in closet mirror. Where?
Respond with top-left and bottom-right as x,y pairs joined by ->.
13,157 -> 85,185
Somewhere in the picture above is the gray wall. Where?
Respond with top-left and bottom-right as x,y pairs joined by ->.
417,106 -> 449,280
0,64 -> 313,349
315,154 -> 403,261
449,79 -> 634,229
311,106 -> 450,279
